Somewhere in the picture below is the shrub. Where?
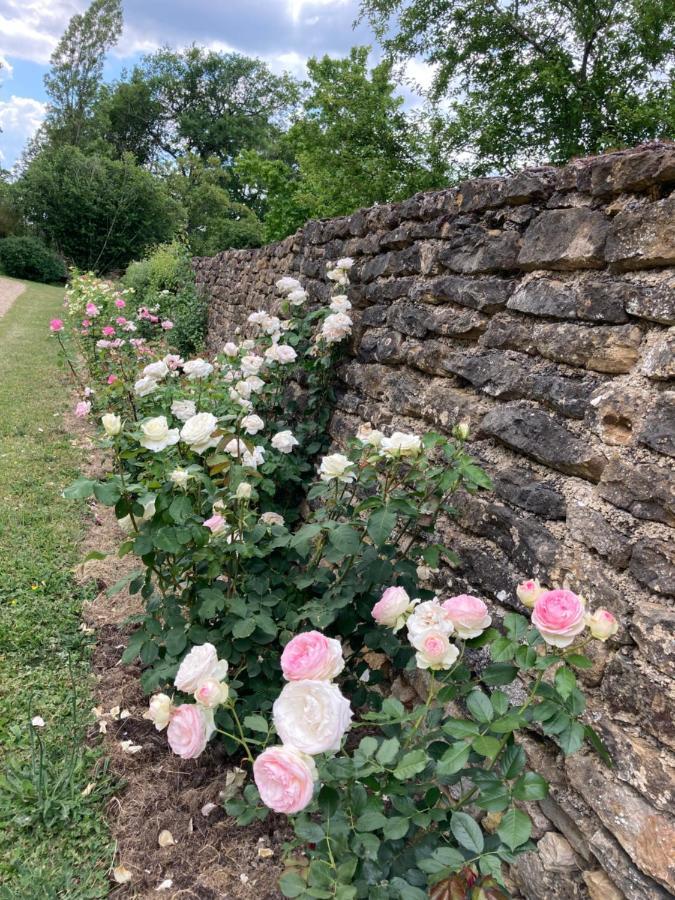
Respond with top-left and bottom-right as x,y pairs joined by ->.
0,236 -> 66,283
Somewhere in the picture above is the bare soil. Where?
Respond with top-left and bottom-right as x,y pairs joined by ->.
0,277 -> 26,318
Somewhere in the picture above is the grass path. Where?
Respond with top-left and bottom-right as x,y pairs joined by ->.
0,279 -> 113,898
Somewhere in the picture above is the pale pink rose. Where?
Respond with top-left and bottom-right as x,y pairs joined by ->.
115,298 -> 126,308
144,693 -> 172,731
406,600 -> 454,644
253,745 -> 317,814
586,608 -> 618,641
161,320 -> 174,330
273,681 -> 352,755
516,579 -> 546,609
81,319 -> 91,328
532,590 -> 586,648
441,594 -> 492,639
85,302 -> 99,316
49,318 -> 64,332
372,586 -> 413,631
194,677 -> 229,708
116,316 -> 127,325
174,643 -> 228,694
281,631 -> 345,682
167,704 -> 213,759
203,514 -> 227,535
412,630 -> 460,670
74,400 -> 91,418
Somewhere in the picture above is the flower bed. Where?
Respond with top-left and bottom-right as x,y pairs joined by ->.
54,263 -> 616,899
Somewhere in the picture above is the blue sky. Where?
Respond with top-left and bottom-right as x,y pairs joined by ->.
0,0 -> 432,169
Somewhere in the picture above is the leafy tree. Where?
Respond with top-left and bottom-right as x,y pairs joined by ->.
360,0 -> 675,172
43,0 -> 123,147
0,173 -> 21,239
97,76 -> 164,165
17,146 -> 182,272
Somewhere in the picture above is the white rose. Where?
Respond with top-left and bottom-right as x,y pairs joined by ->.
336,257 -> 354,270
174,643 -> 229,694
180,412 -> 220,453
356,422 -> 384,447
171,399 -> 197,422
241,354 -> 264,377
260,511 -> 284,526
223,342 -> 238,356
276,276 -> 303,294
264,315 -> 282,336
330,295 -> 351,314
242,339 -> 255,350
246,375 -> 265,394
225,437 -> 247,458
101,413 -> 122,436
406,600 -> 454,644
117,496 -> 155,532
236,482 -> 252,500
244,445 -> 265,469
139,416 -> 180,452
380,431 -> 422,458
241,414 -> 265,435
272,680 -> 352,755
144,693 -> 172,731
321,312 -> 352,343
134,375 -> 159,397
194,677 -> 229,708
265,343 -> 297,364
247,310 -> 268,326
170,468 -> 190,489
327,268 -> 348,285
183,358 -> 214,380
319,453 -> 355,483
288,289 -> 308,306
234,380 -> 252,399
271,430 -> 299,454
143,360 -> 169,380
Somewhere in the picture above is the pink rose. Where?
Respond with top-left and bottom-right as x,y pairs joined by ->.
531,590 -> 586,648
441,594 -> 492,639
85,302 -> 99,316
74,400 -> 91,418
372,586 -> 413,631
115,298 -> 126,308
116,316 -> 127,325
253,745 -> 317,814
203,514 -> 227,535
81,319 -> 91,328
49,318 -> 64,332
412,630 -> 459,670
107,374 -> 118,384
161,320 -> 174,330
281,631 -> 345,681
166,704 -> 213,759
102,326 -> 115,337
516,579 -> 546,609
194,677 -> 229,708
587,608 -> 618,642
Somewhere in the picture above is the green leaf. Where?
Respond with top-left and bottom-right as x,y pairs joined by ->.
279,872 -> 306,898
585,725 -> 613,767
503,612 -> 528,640
437,742 -> 471,776
515,645 -> 537,669
466,690 -> 493,723
450,811 -> 484,853
82,549 -> 107,562
472,735 -> 503,759
475,783 -> 511,812
376,737 -> 400,765
500,744 -> 526,780
390,877 -> 427,900
497,808 -> 531,851
383,816 -> 409,840
318,785 -> 339,817
558,721 -> 585,755
489,714 -> 525,733
355,809 -> 387,832
555,666 -> 576,700
491,636 -> 516,662
328,524 -> 361,555
358,736 -> 379,758
93,480 -> 122,505
165,627 -> 187,656
566,653 -> 594,669
513,772 -> 549,801
233,618 -> 256,639
442,719 -> 479,739
482,663 -> 518,685
63,477 -> 96,499
295,819 -> 325,843
367,507 -> 397,547
393,749 -> 428,780
243,715 -> 269,734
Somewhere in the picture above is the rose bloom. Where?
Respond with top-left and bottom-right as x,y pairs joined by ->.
224,437 -> 247,458
245,375 -> 265,394
85,302 -> 99,316
330,295 -> 351,314
183,358 -> 214,380
167,704 -> 215,759
102,326 -> 115,337
516,579 -> 546,609
161,320 -> 174,330
234,380 -> 252,399
254,745 -> 317,814
171,399 -> 197,422
134,375 -> 159,397
170,468 -> 190,489
144,693 -> 172,731
164,354 -> 184,370
380,431 -> 422,458
276,276 -> 303,294
242,445 -> 265,469
273,680 -> 352,755
260,511 -> 284,527
263,315 -> 282,336
107,374 -> 117,384
288,289 -> 308,306
442,595 -> 492,639
241,354 -> 264,376
114,298 -> 126,309
336,257 -> 354,270
143,360 -> 169,381
241,414 -> 264,435
139,416 -> 180,452
587,608 -> 618,641
319,453 -> 355,483
327,268 -> 348,286
413,630 -> 460,671
194,677 -> 229,708
272,430 -> 299,454
247,310 -> 269,326
203,514 -> 227,535
407,600 -> 454,644
265,343 -> 297,364
357,422 -> 384,448
372,586 -> 414,631
75,400 -> 91,418
531,590 -> 586,648
222,341 -> 239,356
180,412 -> 220,453
281,631 -> 345,681
49,318 -> 64,332
174,643 -> 229,694
101,413 -> 122,436
321,312 -> 352,343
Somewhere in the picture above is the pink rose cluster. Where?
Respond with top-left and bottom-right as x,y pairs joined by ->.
517,580 -> 618,647
145,643 -> 230,760
253,631 -> 352,815
372,587 -> 492,671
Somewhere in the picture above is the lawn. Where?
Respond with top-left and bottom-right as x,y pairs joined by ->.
0,278 -> 113,898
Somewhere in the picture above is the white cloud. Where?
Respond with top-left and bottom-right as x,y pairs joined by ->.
287,0 -> 350,25
0,54 -> 14,77
0,0 -> 81,64
0,94 -> 47,160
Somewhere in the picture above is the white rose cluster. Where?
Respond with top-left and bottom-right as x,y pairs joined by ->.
180,412 -> 220,454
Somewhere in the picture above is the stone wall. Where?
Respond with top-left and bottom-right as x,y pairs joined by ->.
194,143 -> 675,899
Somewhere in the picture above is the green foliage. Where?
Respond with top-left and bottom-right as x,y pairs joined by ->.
0,174 -> 22,239
17,146 -> 182,272
0,236 -> 66,283
360,0 -> 675,172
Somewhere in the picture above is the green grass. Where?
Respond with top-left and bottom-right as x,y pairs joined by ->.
0,279 -> 113,898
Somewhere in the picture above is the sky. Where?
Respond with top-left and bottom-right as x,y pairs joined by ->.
0,0 -> 432,169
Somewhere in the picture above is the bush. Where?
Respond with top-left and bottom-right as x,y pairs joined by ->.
123,242 -> 207,356
0,236 -> 66,283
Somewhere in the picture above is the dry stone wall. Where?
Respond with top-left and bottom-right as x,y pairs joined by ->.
194,143 -> 675,900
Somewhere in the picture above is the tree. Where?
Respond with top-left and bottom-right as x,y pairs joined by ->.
359,0 -> 675,172
43,0 -> 123,147
17,147 -> 182,272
